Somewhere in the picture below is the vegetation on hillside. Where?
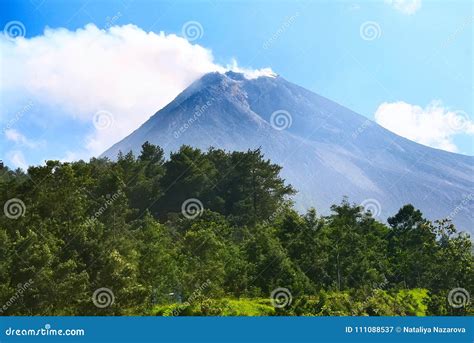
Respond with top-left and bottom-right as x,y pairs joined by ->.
0,142 -> 472,316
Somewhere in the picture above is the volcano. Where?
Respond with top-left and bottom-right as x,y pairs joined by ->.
102,71 -> 473,232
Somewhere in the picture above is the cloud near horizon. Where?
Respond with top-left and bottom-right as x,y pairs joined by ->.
385,0 -> 422,15
0,23 -> 274,163
375,101 -> 474,153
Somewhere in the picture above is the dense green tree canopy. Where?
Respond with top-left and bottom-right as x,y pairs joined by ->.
0,143 -> 472,316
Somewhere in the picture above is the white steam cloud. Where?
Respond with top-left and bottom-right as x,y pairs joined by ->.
0,24 -> 274,158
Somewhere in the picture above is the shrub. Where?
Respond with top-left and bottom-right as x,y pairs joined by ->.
153,298 -> 275,316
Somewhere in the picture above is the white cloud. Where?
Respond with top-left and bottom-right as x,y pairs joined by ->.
0,24 -> 273,158
5,129 -> 24,143
374,101 -> 474,153
348,4 -> 361,11
226,59 -> 277,79
385,0 -> 421,15
7,150 -> 28,170
4,129 -> 42,148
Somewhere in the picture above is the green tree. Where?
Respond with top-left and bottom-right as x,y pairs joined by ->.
387,205 -> 437,288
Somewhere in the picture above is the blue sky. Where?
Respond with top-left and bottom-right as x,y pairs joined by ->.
0,0 -> 473,169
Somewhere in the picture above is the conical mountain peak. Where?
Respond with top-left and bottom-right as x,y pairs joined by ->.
102,72 -> 473,232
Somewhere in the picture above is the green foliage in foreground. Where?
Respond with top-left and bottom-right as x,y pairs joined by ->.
154,298 -> 276,316
0,143 -> 472,316
153,289 -> 431,316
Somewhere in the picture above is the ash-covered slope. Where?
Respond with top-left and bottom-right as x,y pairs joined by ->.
102,71 -> 473,232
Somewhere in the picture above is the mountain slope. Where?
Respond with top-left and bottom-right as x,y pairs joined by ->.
102,71 -> 473,232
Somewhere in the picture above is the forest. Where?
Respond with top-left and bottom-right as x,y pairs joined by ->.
0,142 -> 472,316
